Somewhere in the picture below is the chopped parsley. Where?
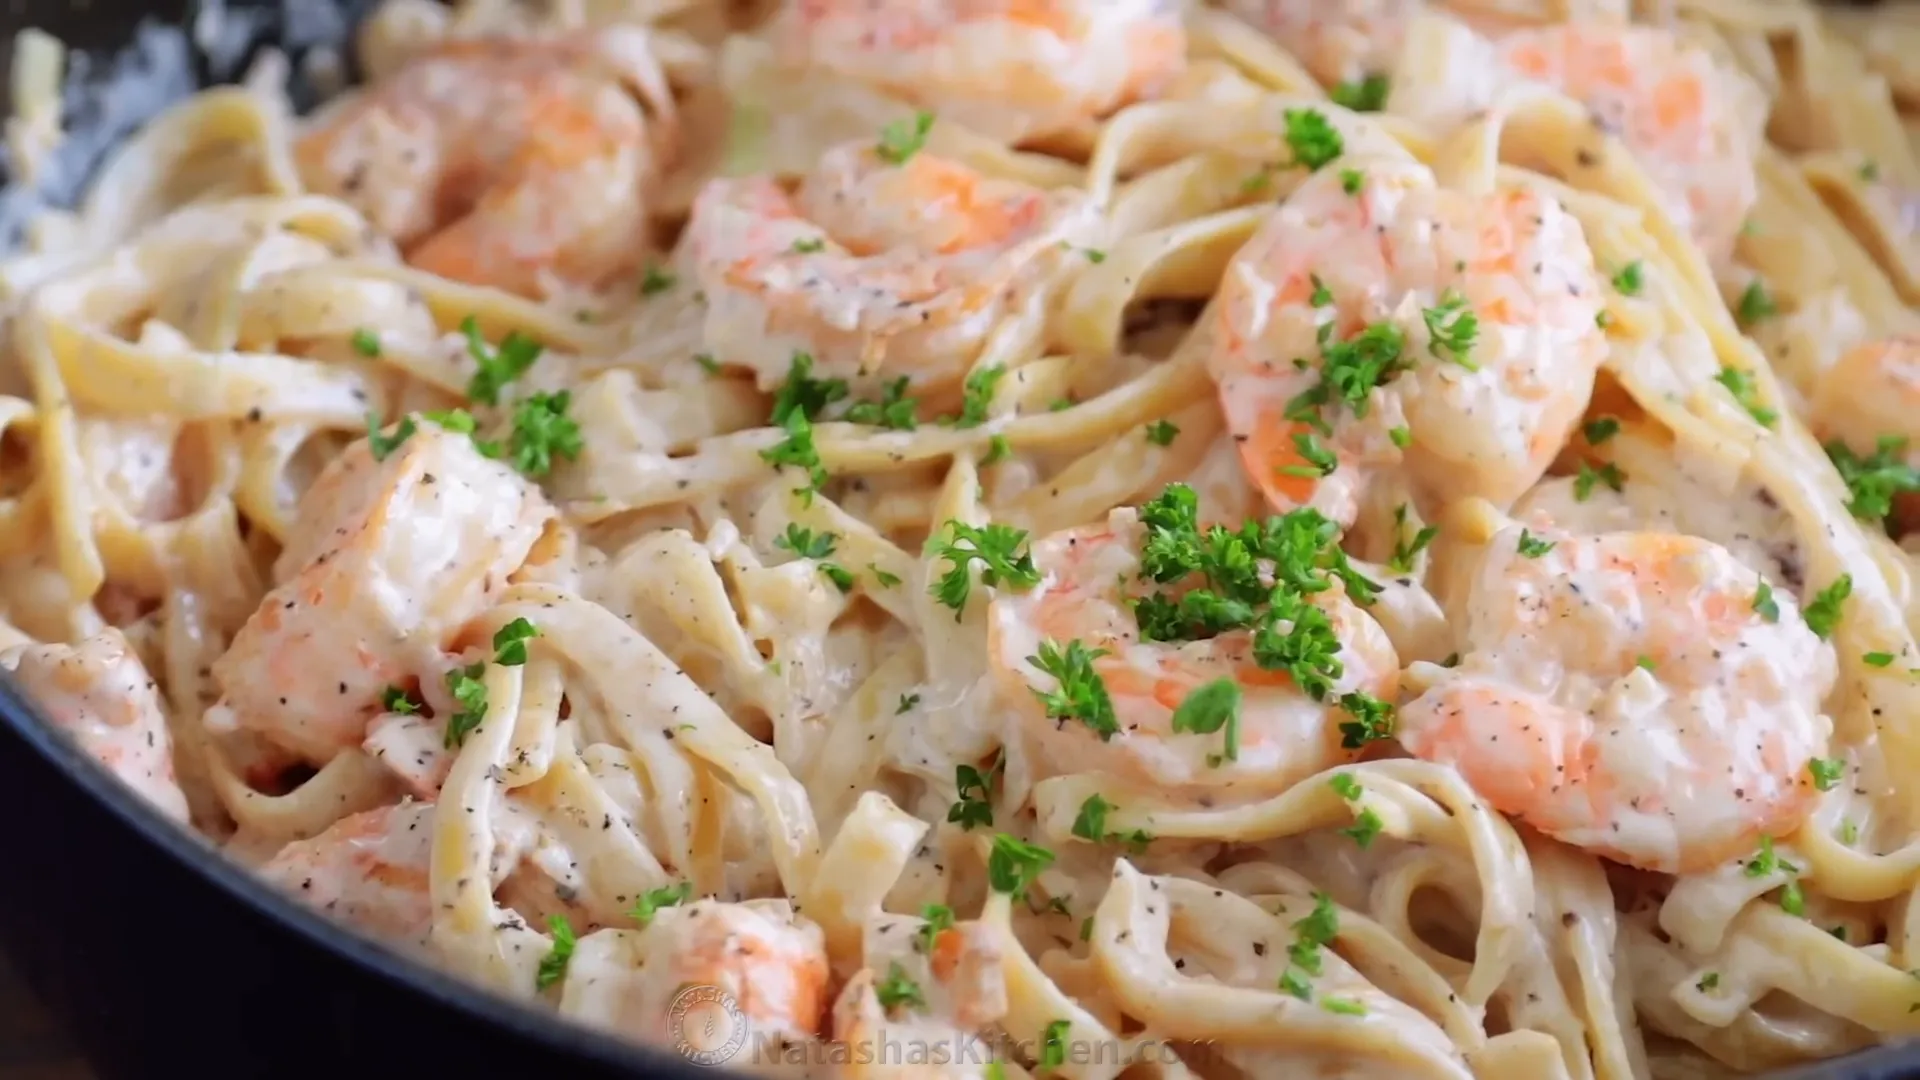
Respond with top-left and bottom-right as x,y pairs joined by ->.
380,685 -> 422,714
956,365 -> 1006,428
1144,420 -> 1180,447
790,237 -> 826,254
1329,74 -> 1389,112
929,521 -> 1039,617
1780,878 -> 1806,917
1611,261 -> 1644,296
1861,160 -> 1881,183
507,391 -> 583,476
986,833 -> 1054,899
1285,322 -> 1408,426
1573,460 -> 1626,501
1735,279 -> 1777,326
1342,807 -> 1384,849
629,881 -> 693,927
1866,651 -> 1896,667
1387,504 -> 1437,574
1329,773 -> 1363,800
1753,579 -> 1780,623
1516,529 -> 1555,558
770,351 -> 849,426
640,265 -> 676,296
819,563 -> 855,593
874,962 -> 925,1013
1340,167 -> 1364,195
1804,575 -> 1853,640
761,410 -> 827,500
442,662 -> 488,748
1283,108 -> 1343,171
949,759 -> 997,830
1422,291 -> 1479,369
351,328 -> 382,357
876,111 -> 936,165
1583,416 -> 1620,445
1169,677 -> 1241,765
896,692 -> 920,714
1321,997 -> 1367,1016
872,565 -> 903,589
776,525 -> 837,560
1807,757 -> 1845,792
461,316 -> 543,405
1309,274 -> 1334,307
1278,892 -> 1340,1000
1714,365 -> 1776,427
917,904 -> 954,952
1028,639 -> 1118,740
1697,972 -> 1720,992
1070,794 -> 1112,843
1040,1020 -> 1070,1071
1084,248 -> 1107,264
536,915 -> 575,990
1636,655 -> 1657,672
1388,425 -> 1411,448
694,353 -> 722,376
982,434 -> 1012,465
843,376 -> 919,431
367,413 -> 415,461
1827,436 -> 1920,526
492,617 -> 539,666
1744,835 -> 1796,878
1283,431 -> 1338,478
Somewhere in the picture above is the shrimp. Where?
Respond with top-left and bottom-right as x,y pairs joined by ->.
766,0 -> 1186,144
622,900 -> 831,1047
1398,524 -> 1836,873
686,137 -> 1098,393
258,799 -> 575,949
1209,157 -> 1605,527
1492,23 -> 1764,268
1810,336 -> 1920,534
210,424 -> 555,764
834,911 -> 1005,1080
1,630 -> 189,822
987,506 -> 1398,797
294,28 -> 676,298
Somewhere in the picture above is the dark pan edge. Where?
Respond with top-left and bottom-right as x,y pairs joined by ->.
0,674 -> 718,1079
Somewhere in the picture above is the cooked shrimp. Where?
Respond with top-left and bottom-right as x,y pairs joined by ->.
834,911 -> 1004,1080
1493,23 -> 1763,267
1210,157 -> 1605,527
1810,336 -> 1920,533
767,0 -> 1186,144
294,28 -> 676,297
686,137 -> 1099,392
259,799 -> 568,948
210,424 -> 555,763
624,900 -> 830,1046
1398,524 -> 1836,873
1,630 -> 189,822
988,507 -> 1398,797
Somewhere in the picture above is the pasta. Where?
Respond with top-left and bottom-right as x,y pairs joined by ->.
7,0 -> 1920,1077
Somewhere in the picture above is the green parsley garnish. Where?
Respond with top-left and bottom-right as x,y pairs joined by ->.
1611,261 -> 1644,296
790,237 -> 826,254
876,111 -> 935,165
1329,773 -> 1362,800
629,881 -> 693,927
896,692 -> 919,713
1340,167 -> 1364,195
956,365 -> 1006,428
761,410 -> 827,500
1342,807 -> 1384,849
1028,639 -> 1118,740
986,833 -> 1054,900
1145,420 -> 1180,447
1517,529 -> 1555,558
1714,365 -> 1776,427
1827,436 -> 1920,526
1422,291 -> 1479,369
461,316 -> 543,406
443,662 -> 488,748
770,351 -> 849,426
1281,431 -> 1337,478
380,685 -> 421,714
1283,108 -> 1343,171
1084,248 -> 1107,264
1861,160 -> 1881,183
843,376 -> 918,431
1636,655 -> 1656,671
1744,835 -> 1796,878
929,520 -> 1039,617
1387,504 -> 1437,574
694,353 -> 722,376
982,434 -> 1012,466
1583,416 -> 1620,444
1040,1020 -> 1070,1071
1388,425 -> 1411,448
1285,322 -> 1409,426
1804,575 -> 1852,639
640,265 -> 676,296
1329,74 -> 1389,112
1808,757 -> 1845,791
421,408 -> 500,458
1866,651 -> 1896,667
1170,677 -> 1241,764
1840,819 -> 1860,845
1780,878 -> 1806,916
1278,893 -> 1340,999
1697,972 -> 1720,992
367,413 -> 415,462
874,962 -> 925,1013
1308,274 -> 1334,307
917,904 -> 954,953
1573,460 -> 1627,501
872,565 -> 903,589
819,563 -> 855,593
1321,997 -> 1367,1016
351,328 -> 382,357
535,915 -> 575,990
776,524 -> 836,560
507,391 -> 583,476
492,617 -> 539,666
1753,579 -> 1780,622
1735,279 -> 1777,327
949,759 -> 996,830
1071,794 -> 1113,843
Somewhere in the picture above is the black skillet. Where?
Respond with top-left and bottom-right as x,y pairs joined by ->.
0,0 -> 1914,1075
